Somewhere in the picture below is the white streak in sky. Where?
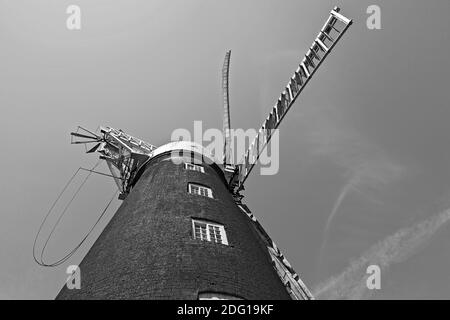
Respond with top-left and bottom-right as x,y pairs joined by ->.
314,207 -> 450,299
317,174 -> 361,266
317,159 -> 403,271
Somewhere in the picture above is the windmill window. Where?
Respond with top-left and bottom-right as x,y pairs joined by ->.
198,292 -> 242,300
188,183 -> 213,198
192,219 -> 228,245
184,163 -> 205,173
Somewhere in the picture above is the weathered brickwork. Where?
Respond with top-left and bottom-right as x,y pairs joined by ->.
57,151 -> 290,300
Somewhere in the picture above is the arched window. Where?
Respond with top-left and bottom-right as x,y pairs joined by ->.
198,292 -> 242,300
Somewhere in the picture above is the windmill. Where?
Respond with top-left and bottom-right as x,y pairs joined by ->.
57,7 -> 352,300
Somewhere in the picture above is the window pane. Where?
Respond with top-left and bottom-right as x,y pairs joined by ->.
185,163 -> 204,173
193,219 -> 227,245
188,184 -> 213,198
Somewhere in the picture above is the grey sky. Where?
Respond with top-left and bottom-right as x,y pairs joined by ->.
1,0 -> 450,299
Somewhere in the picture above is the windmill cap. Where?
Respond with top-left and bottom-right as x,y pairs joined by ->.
150,141 -> 216,164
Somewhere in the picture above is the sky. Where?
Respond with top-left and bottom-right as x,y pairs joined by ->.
1,0 -> 450,299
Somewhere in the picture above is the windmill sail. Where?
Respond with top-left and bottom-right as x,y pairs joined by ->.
230,7 -> 352,193
222,50 -> 232,165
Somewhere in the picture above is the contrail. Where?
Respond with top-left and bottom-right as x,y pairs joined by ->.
317,174 -> 361,268
314,207 -> 450,299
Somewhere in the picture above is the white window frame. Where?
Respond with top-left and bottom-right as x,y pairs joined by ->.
192,219 -> 228,245
188,183 -> 213,198
184,162 -> 205,173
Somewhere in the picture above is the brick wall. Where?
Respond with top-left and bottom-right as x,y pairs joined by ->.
56,151 -> 290,300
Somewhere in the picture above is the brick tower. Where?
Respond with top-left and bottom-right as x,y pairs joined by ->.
57,142 -> 292,299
